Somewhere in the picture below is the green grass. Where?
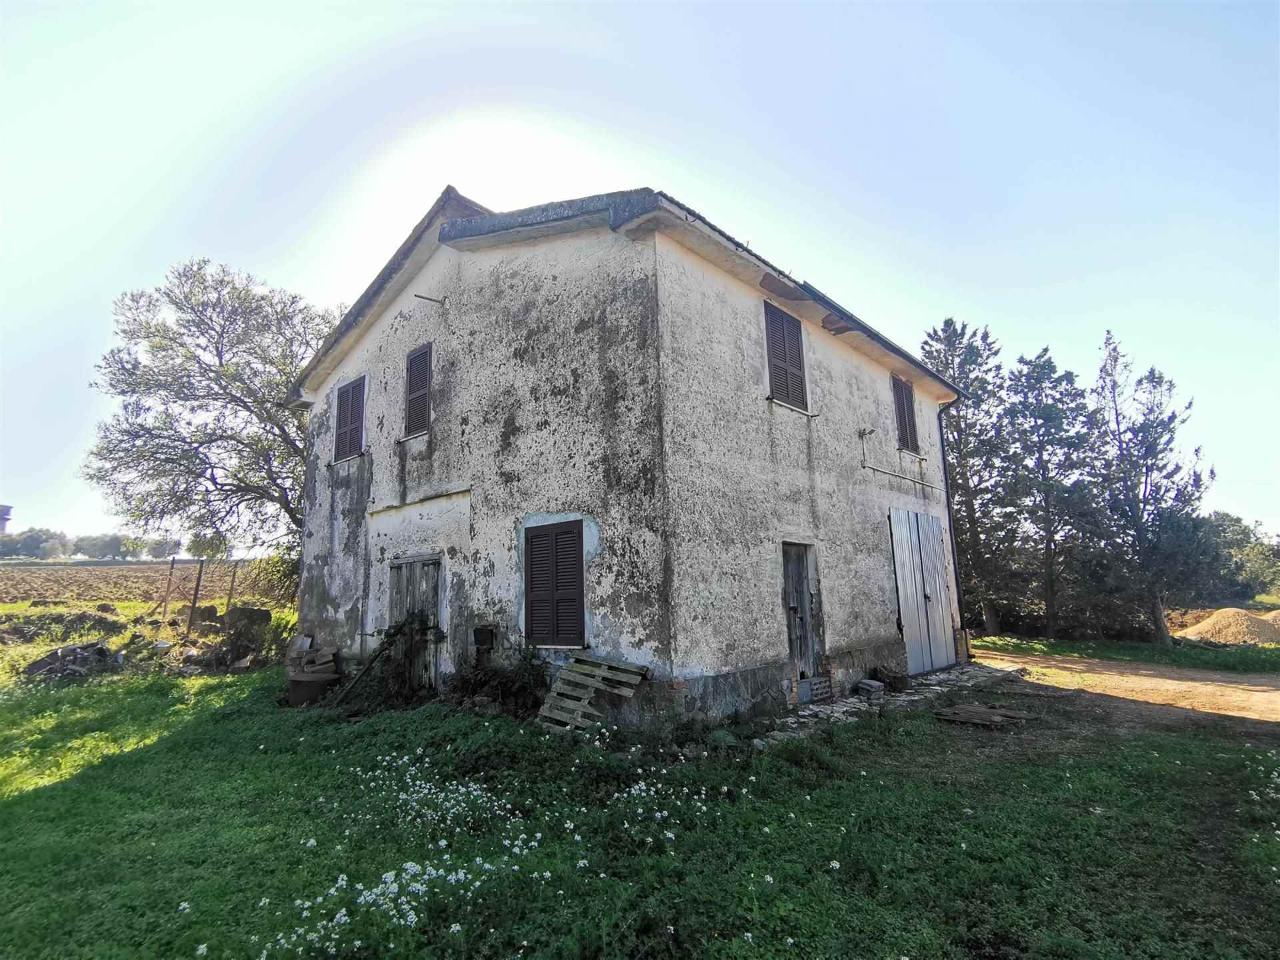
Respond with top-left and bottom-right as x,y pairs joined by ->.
1,664 -> 1277,958
974,634 -> 1280,674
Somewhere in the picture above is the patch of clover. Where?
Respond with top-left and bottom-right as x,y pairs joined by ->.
254,740 -> 823,956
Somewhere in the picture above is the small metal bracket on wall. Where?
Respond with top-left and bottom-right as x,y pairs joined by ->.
858,428 -> 945,493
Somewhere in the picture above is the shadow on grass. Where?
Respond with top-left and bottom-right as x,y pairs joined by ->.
0,671 -> 264,796
0,669 -> 346,957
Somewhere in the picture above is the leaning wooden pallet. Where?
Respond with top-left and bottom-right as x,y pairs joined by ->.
538,651 -> 648,732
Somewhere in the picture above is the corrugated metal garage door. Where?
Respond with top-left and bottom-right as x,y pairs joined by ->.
890,508 -> 955,675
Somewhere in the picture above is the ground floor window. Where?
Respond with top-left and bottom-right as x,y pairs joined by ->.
525,520 -> 585,647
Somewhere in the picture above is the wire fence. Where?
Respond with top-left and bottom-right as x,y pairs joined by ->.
144,558 -> 293,623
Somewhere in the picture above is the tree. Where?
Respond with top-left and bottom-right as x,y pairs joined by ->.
37,535 -> 71,559
120,536 -> 147,560
921,319 -> 1017,633
85,260 -> 334,550
73,533 -> 128,559
1207,512 -> 1280,598
1235,536 -> 1280,597
186,530 -> 230,560
1002,348 -> 1095,639
0,528 -> 69,558
146,537 -> 183,559
1093,332 -> 1208,646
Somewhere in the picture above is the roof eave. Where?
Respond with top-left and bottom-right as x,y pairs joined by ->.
288,184 -> 965,407
627,195 -> 966,402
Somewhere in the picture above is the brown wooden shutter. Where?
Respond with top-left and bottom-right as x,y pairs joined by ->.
764,302 -> 807,410
335,384 -> 351,461
553,524 -> 584,645
892,376 -> 919,453
526,527 -> 554,645
405,345 -> 432,437
525,520 -> 584,647
765,305 -> 790,402
334,376 -> 365,461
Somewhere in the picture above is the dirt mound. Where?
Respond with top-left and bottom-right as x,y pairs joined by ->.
1261,610 -> 1280,623
1166,607 -> 1215,632
1180,608 -> 1280,646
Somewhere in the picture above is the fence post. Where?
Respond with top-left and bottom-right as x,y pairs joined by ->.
225,559 -> 240,614
186,559 -> 206,635
160,556 -> 176,622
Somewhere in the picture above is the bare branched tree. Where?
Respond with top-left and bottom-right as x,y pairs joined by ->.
85,259 -> 335,548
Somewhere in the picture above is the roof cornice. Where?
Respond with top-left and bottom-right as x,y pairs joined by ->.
290,185 -> 964,406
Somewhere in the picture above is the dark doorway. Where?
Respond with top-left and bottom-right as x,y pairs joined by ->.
783,543 -> 821,695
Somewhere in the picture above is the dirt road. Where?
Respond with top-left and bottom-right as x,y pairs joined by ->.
975,650 -> 1280,723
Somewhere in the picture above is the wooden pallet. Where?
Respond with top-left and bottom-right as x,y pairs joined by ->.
538,651 -> 648,732
934,703 -> 1037,727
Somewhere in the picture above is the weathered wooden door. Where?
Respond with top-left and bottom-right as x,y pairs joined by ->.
783,543 -> 821,687
389,556 -> 441,688
889,509 -> 955,675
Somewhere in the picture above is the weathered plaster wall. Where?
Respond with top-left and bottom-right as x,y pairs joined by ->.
654,232 -> 960,696
298,212 -> 962,718
299,225 -> 669,672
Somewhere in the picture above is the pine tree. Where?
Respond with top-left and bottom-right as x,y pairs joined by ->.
922,319 -> 1016,634
1092,333 -> 1209,645
1002,348 -> 1094,638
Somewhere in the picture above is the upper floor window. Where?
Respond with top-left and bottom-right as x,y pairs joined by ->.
333,376 -> 365,462
405,344 -> 432,438
764,302 -> 807,411
891,375 -> 919,453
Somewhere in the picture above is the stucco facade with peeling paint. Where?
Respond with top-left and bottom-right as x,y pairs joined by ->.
289,187 -> 964,721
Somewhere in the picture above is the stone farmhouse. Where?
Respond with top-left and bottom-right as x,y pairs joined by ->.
287,186 -> 966,720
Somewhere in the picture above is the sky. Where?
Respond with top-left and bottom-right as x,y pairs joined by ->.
1,0 -> 1277,537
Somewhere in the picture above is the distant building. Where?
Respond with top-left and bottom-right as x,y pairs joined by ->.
0,505 -> 10,534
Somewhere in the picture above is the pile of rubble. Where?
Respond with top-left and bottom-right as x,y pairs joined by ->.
25,641 -> 124,681
286,635 -> 342,705
757,662 -> 1016,747
157,605 -> 275,676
